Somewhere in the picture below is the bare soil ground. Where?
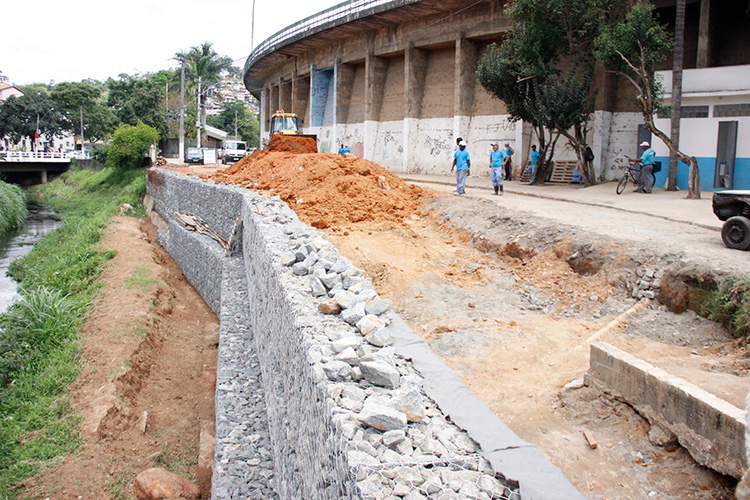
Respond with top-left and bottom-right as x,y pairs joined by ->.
21,157 -> 745,500
20,217 -> 218,500
324,196 -> 744,500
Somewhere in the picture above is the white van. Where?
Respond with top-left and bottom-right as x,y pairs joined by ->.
223,140 -> 247,164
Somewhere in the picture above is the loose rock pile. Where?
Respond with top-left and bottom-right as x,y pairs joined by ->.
631,266 -> 663,300
273,210 -> 518,499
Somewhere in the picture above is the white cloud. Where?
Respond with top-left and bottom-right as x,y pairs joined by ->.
1,0 -> 342,85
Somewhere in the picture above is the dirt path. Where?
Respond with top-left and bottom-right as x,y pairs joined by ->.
21,217 -> 218,500
325,193 -> 743,500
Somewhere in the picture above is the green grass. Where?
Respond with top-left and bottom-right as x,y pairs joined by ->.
704,276 -> 750,338
0,181 -> 28,235
0,166 -> 147,498
125,267 -> 157,292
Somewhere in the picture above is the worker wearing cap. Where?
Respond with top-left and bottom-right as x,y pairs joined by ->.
628,141 -> 656,193
451,140 -> 471,195
489,142 -> 506,195
338,144 -> 351,156
503,142 -> 514,180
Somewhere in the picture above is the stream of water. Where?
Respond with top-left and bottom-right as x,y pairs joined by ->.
0,204 -> 64,315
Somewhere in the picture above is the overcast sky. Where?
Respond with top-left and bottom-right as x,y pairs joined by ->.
1,0 -> 343,86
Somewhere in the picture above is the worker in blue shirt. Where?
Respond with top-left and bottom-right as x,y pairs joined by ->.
503,142 -> 514,180
489,142 -> 506,195
338,144 -> 351,156
526,145 -> 540,185
628,141 -> 656,193
451,140 -> 471,196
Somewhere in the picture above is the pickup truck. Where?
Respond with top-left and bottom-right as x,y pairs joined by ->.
712,190 -> 750,250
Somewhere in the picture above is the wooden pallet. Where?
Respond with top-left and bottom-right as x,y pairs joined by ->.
548,160 -> 581,184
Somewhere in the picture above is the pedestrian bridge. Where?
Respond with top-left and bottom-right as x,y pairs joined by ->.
1,151 -> 89,163
0,151 -> 90,184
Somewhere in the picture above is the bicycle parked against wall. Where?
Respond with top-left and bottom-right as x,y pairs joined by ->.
615,161 -> 658,194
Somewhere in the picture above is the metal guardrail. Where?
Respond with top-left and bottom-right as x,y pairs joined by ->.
245,0 -> 422,71
1,151 -> 90,163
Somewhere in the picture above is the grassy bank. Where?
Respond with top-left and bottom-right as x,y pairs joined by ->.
0,181 -> 28,236
0,167 -> 146,498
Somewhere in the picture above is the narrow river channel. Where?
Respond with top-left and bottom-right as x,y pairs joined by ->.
0,204 -> 64,315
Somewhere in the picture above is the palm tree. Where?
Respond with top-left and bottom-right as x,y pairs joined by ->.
176,42 -> 233,146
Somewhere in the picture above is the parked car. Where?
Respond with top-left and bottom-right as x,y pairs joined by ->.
184,147 -> 203,164
712,190 -> 750,250
223,140 -> 247,164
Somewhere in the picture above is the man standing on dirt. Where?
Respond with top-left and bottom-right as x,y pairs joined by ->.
526,145 -> 540,185
489,142 -> 505,195
503,142 -> 514,181
628,141 -> 655,194
451,140 -> 470,196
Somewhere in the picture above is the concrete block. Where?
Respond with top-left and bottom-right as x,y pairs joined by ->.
587,342 -> 746,479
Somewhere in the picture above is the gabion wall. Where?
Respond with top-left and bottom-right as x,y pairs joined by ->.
147,169 -> 584,500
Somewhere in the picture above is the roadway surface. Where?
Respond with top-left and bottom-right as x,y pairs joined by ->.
401,173 -> 749,277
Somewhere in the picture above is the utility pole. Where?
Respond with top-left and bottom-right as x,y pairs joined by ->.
196,77 -> 202,147
235,109 -> 238,137
80,106 -> 85,158
179,62 -> 185,161
166,82 -> 169,114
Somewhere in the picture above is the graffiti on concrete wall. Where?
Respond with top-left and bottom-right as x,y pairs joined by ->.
374,126 -> 403,169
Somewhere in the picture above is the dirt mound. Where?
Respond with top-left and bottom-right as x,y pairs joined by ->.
267,134 -> 318,153
207,151 -> 423,229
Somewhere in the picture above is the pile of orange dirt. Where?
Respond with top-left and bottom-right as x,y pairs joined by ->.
267,134 -> 318,153
206,151 -> 423,229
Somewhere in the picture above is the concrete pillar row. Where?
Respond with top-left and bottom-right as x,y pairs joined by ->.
364,53 -> 387,161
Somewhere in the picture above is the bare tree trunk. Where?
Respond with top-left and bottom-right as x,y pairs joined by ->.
647,121 -> 701,199
668,0 -> 686,191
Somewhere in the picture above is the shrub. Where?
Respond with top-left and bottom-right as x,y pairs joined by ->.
707,276 -> 750,338
106,121 -> 159,169
0,180 -> 28,235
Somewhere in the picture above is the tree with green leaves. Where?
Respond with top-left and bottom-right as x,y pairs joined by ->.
596,3 -> 700,198
207,100 -> 259,148
106,121 -> 160,169
106,74 -> 169,138
0,91 -> 65,148
175,42 -> 233,146
477,0 -> 609,185
50,81 -> 114,143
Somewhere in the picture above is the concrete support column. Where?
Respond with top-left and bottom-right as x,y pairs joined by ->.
336,63 -> 356,126
453,35 -> 477,146
270,86 -> 280,116
260,87 -> 269,143
404,42 -> 427,172
292,74 -> 310,130
696,0 -> 711,68
41,170 -> 47,184
364,53 -> 386,160
332,58 -> 339,152
280,78 -> 292,112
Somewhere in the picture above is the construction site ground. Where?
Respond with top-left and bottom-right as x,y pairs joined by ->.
203,154 -> 747,500
325,180 -> 745,500
30,154 -> 745,500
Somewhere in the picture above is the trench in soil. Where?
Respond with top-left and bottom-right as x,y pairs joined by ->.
324,193 -> 743,500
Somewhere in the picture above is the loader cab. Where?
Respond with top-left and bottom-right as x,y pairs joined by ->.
270,111 -> 301,135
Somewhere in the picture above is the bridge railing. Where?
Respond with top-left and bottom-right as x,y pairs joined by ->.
0,151 -> 90,163
246,0 -> 422,70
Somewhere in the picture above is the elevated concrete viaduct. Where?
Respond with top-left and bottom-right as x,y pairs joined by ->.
245,0 -> 750,187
